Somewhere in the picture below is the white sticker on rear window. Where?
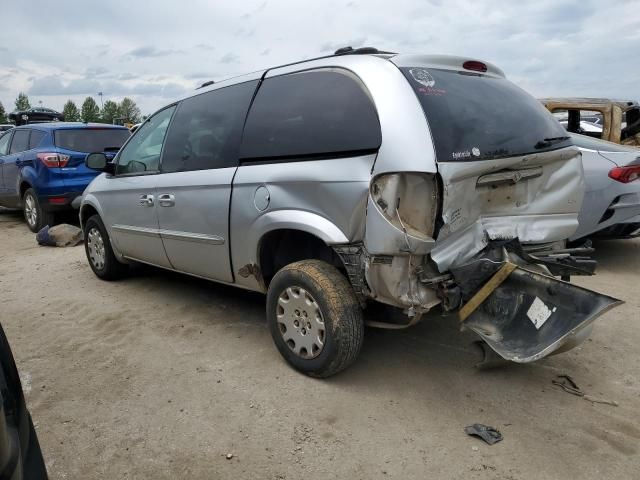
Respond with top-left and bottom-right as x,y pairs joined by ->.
409,68 -> 435,88
526,297 -> 556,330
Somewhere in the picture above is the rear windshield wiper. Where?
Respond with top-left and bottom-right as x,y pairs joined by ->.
535,136 -> 570,149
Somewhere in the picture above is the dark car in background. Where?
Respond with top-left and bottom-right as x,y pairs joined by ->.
8,108 -> 64,126
0,323 -> 48,479
0,123 -> 130,231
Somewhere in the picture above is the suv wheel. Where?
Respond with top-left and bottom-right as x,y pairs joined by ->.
84,215 -> 128,280
266,260 -> 364,378
23,188 -> 54,233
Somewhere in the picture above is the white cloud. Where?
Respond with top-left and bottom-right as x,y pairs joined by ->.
2,0 -> 639,115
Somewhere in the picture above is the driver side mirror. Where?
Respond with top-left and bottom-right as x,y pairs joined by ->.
85,152 -> 115,174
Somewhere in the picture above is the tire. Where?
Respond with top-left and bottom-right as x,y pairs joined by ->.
23,188 -> 54,233
84,214 -> 128,280
266,260 -> 364,378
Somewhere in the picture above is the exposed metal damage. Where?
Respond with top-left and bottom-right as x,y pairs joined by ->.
335,145 -> 623,362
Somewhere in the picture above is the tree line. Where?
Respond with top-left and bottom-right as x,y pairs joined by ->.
0,92 -> 142,125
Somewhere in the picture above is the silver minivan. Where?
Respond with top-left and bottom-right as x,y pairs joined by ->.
81,48 -> 620,377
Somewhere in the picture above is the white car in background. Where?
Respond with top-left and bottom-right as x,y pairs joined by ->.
570,133 -> 640,240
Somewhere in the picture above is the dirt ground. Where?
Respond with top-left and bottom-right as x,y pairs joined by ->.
1,208 -> 639,479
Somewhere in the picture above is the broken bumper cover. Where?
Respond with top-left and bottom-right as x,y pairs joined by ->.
459,263 -> 622,362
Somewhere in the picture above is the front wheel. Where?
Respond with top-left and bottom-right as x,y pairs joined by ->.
23,188 -> 54,233
266,260 -> 364,378
84,215 -> 128,280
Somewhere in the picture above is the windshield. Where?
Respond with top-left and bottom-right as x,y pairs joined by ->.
54,128 -> 130,153
401,67 -> 572,162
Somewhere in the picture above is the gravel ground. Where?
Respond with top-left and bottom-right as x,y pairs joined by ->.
1,208 -> 639,479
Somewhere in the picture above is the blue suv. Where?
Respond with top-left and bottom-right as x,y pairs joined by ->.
0,123 -> 130,231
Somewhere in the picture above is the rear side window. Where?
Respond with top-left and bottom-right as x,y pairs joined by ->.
9,130 -> 29,154
240,69 -> 381,161
29,130 -> 45,149
161,80 -> 258,173
54,129 -> 130,153
401,67 -> 572,162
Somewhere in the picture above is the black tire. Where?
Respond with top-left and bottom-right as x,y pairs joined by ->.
22,188 -> 54,233
84,214 -> 128,280
266,260 -> 364,378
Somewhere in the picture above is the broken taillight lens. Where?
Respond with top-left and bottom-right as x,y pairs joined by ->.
37,152 -> 70,168
608,165 -> 640,183
370,173 -> 439,240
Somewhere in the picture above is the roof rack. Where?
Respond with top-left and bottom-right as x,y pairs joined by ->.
333,46 -> 396,56
197,80 -> 215,90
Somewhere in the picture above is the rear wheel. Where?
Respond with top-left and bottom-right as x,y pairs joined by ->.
23,188 -> 54,233
266,260 -> 364,378
84,215 -> 127,280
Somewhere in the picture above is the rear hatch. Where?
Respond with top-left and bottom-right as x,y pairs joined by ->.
54,127 -> 130,192
392,57 -> 584,271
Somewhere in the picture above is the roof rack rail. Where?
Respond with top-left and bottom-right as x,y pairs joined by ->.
333,46 -> 396,56
197,80 -> 215,90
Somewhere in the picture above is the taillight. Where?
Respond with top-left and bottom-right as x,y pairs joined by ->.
370,173 -> 439,240
608,165 -> 640,183
463,60 -> 488,73
37,152 -> 70,168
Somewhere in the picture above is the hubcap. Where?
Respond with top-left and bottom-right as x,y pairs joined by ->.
24,195 -> 37,227
87,227 -> 106,270
277,286 -> 326,359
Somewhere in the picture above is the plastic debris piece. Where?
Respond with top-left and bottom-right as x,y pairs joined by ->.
464,424 -> 503,445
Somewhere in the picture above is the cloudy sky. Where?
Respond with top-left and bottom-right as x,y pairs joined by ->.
1,0 -> 638,116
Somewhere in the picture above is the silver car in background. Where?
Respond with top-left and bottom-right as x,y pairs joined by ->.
79,48 -> 621,377
570,133 -> 640,240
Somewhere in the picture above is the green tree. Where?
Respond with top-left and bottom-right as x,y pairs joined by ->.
0,102 -> 7,123
100,100 -> 120,124
118,97 -> 141,123
80,97 -> 100,123
15,92 -> 31,111
62,100 -> 80,122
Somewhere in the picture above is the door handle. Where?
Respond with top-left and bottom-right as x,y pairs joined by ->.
139,194 -> 154,206
158,194 -> 175,207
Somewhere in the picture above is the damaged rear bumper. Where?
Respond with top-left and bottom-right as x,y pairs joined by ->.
458,261 -> 622,362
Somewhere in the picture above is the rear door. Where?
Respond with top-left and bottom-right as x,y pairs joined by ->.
155,80 -> 258,282
99,106 -> 175,268
394,61 -> 584,270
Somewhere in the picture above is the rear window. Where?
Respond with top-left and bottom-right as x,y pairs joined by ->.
54,128 -> 130,153
401,67 -> 572,162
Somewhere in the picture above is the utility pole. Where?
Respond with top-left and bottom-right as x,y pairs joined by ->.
97,92 -> 104,110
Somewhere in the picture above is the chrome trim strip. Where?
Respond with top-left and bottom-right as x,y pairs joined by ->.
160,229 -> 225,245
112,224 -> 224,245
112,224 -> 161,238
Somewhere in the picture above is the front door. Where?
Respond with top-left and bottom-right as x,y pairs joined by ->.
154,80 -> 258,282
2,129 -> 29,205
100,106 -> 176,268
0,131 -> 13,201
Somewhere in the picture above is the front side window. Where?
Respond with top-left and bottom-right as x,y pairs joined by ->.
240,69 -> 381,161
161,80 -> 258,173
402,67 -> 572,162
0,132 -> 12,156
9,130 -> 30,154
116,106 -> 175,175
